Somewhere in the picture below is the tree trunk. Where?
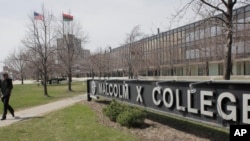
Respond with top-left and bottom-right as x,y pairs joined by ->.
170,65 -> 174,76
224,36 -> 232,80
68,69 -> 72,92
130,66 -> 133,79
223,3 -> 233,80
128,65 -> 132,79
43,72 -> 49,96
43,82 -> 48,96
21,75 -> 24,85
91,68 -> 94,79
157,65 -> 160,76
205,61 -> 209,76
36,69 -> 39,82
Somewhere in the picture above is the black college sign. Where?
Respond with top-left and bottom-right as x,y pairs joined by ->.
87,79 -> 250,127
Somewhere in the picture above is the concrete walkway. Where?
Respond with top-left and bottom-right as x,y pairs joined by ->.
0,94 -> 86,127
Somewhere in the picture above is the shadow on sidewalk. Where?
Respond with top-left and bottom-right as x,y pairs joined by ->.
11,116 -> 44,121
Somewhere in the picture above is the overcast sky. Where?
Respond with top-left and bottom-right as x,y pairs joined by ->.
0,0 -> 194,67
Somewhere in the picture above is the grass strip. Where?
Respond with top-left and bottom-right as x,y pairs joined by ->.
0,81 -> 86,113
0,103 -> 139,141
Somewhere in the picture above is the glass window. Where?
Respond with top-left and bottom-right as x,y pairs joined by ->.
186,32 -> 191,42
246,5 -> 250,12
211,26 -> 217,36
217,26 -> 222,35
237,18 -> 245,30
200,29 -> 205,39
190,32 -> 195,41
235,42 -> 245,54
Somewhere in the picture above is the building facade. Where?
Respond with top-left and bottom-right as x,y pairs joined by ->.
100,4 -> 250,77
57,34 -> 90,77
57,34 -> 89,58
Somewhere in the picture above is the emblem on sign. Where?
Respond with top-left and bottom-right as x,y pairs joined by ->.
91,81 -> 96,95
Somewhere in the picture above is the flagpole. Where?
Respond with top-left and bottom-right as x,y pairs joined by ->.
68,10 -> 71,35
34,11 -> 38,52
67,20 -> 70,35
62,12 -> 73,38
33,11 -> 39,81
62,12 -> 65,36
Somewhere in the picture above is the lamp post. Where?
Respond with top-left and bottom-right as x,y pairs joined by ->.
108,47 -> 112,79
104,50 -> 106,79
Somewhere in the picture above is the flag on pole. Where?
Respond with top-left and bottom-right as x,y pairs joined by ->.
34,12 -> 44,20
63,13 -> 73,21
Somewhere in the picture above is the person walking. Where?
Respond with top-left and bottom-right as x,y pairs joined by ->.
0,72 -> 14,120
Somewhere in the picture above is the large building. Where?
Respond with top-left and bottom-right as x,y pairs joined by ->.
57,34 -> 90,58
57,34 -> 90,76
99,4 -> 250,77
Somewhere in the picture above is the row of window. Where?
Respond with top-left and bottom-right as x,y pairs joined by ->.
106,5 -> 250,70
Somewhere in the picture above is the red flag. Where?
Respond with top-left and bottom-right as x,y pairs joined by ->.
63,13 -> 73,21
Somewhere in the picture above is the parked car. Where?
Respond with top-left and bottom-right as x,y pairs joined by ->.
43,78 -> 66,84
40,77 -> 67,85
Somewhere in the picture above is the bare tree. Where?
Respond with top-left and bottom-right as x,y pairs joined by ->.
57,20 -> 87,91
123,25 -> 144,79
24,47 -> 58,81
6,48 -> 28,84
175,0 -> 249,79
79,56 -> 95,78
90,48 -> 108,79
22,7 -> 57,96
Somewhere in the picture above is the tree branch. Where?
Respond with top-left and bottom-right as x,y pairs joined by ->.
200,0 -> 227,16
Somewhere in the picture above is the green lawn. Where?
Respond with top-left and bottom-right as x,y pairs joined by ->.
0,103 -> 139,141
0,81 -> 86,113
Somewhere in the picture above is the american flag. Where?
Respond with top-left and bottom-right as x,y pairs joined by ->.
34,12 -> 44,20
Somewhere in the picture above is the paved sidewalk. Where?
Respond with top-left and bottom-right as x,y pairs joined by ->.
0,94 -> 86,127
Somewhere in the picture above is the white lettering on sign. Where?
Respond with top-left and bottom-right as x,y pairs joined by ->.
176,89 -> 186,111
109,83 -> 113,96
98,83 -> 103,94
91,81 -> 96,95
136,86 -> 143,103
187,90 -> 198,114
217,92 -> 236,121
119,84 -> 123,98
200,91 -> 214,117
113,84 -> 118,97
243,94 -> 250,124
91,81 -> 250,125
105,83 -> 109,96
97,83 -> 129,100
152,87 -> 162,106
123,84 -> 129,99
162,88 -> 174,108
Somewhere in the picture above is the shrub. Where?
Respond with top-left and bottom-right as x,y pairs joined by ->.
103,100 -> 125,121
117,108 -> 146,128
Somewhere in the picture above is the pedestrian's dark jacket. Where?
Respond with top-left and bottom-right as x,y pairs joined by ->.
0,80 -> 1,95
1,78 -> 13,96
